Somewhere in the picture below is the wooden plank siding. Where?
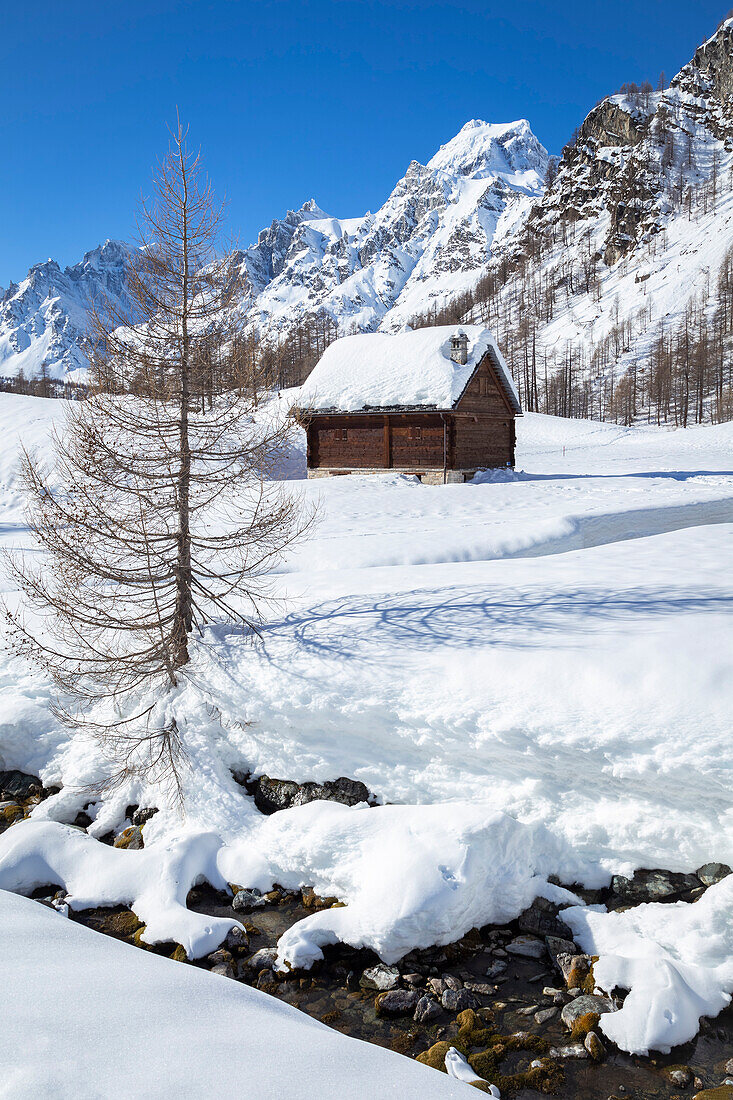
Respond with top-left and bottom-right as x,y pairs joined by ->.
302,350 -> 517,475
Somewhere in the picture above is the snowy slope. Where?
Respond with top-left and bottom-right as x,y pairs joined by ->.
477,17 -> 733,411
0,394 -> 731,1056
0,889 -> 468,1099
0,241 -> 133,382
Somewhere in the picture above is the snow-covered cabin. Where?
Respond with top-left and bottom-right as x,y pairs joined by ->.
290,325 -> 521,483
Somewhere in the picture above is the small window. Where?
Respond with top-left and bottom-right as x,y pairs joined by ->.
479,376 -> 489,396
408,426 -> 422,441
334,427 -> 348,441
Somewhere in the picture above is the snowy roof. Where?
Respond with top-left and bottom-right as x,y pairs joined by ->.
292,325 -> 521,415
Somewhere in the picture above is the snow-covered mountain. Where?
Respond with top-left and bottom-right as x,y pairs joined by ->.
0,121 -> 547,381
475,17 -> 733,420
0,240 -> 133,382
235,119 -> 548,335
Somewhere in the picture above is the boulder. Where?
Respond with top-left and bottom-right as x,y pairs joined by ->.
253,774 -> 371,815
113,826 -> 144,850
232,888 -> 266,912
0,770 -> 41,801
442,974 -> 462,991
375,989 -> 420,1017
545,935 -> 578,964
667,1066 -> 694,1087
485,959 -> 507,978
223,925 -> 249,954
0,802 -> 24,824
505,935 -> 546,959
518,897 -> 573,940
550,1043 -> 589,1059
556,952 -> 593,989
534,1007 -> 557,1024
132,807 -> 158,827
414,994 -> 442,1023
441,988 -> 479,1012
584,1031 -> 605,1060
696,863 -> 732,887
464,982 -> 492,996
611,869 -> 700,903
561,994 -> 615,1030
360,964 -> 400,991
241,947 -> 278,971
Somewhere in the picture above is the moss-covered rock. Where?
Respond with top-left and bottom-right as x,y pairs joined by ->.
0,802 -> 24,824
416,1009 -> 563,1096
113,825 -> 144,850
693,1089 -> 733,1100
170,944 -> 189,962
78,907 -> 143,939
584,1030 -> 605,1061
569,1011 -> 600,1042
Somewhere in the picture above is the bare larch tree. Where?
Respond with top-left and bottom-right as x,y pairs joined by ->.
4,119 -> 309,800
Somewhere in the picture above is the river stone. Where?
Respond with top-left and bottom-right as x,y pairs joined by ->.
414,994 -> 442,1023
506,935 -> 546,959
0,769 -> 41,801
546,935 -> 578,964
667,1066 -> 694,1087
232,888 -> 266,912
360,964 -> 400,991
549,1043 -> 589,1059
242,947 -> 278,971
113,825 -> 144,850
441,988 -> 479,1012
584,1031 -> 605,1060
611,869 -> 700,903
518,898 -> 573,940
223,926 -> 249,953
442,974 -> 462,991
375,988 -> 420,1017
485,960 -> 507,978
427,977 -> 446,996
696,863 -> 732,887
132,806 -> 158,827
535,1007 -> 557,1024
253,774 -> 371,815
561,994 -> 615,1029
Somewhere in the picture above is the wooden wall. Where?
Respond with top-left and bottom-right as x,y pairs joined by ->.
308,413 -> 446,470
305,353 -> 517,472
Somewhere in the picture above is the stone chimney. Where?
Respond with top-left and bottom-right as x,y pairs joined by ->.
450,329 -> 468,365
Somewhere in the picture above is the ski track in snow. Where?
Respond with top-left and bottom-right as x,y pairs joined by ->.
0,396 -> 731,1058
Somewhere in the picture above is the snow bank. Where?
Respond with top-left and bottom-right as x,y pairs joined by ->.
564,876 -> 733,1055
0,889 -> 469,1099
294,325 -> 517,412
0,804 -> 587,966
0,398 -> 731,1058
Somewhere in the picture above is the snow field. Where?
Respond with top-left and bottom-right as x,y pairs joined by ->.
0,395 -> 731,1057
0,888 -> 469,1098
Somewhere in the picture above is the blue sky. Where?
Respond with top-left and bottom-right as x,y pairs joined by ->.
1,0 -> 729,286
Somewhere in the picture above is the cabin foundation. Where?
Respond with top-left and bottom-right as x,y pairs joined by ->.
306,467 -> 485,484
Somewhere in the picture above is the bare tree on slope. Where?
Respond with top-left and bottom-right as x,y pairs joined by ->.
4,119 -> 310,802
